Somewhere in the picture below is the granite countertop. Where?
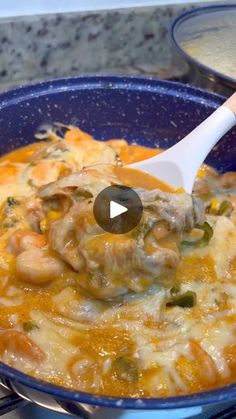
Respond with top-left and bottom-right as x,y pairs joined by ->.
0,1 -> 233,93
0,3 -> 196,92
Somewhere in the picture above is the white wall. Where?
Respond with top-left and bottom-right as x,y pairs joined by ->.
0,0 -> 219,17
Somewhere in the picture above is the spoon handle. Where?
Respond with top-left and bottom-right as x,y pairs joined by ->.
225,92 -> 236,115
131,93 -> 236,193
167,94 -> 236,167
156,104 -> 236,192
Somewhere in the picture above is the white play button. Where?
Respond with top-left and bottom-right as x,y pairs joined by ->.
93,185 -> 143,234
110,200 -> 128,219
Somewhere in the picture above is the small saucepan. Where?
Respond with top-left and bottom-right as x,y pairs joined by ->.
170,5 -> 236,96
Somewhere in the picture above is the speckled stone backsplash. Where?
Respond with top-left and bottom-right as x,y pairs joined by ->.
0,3 -> 212,91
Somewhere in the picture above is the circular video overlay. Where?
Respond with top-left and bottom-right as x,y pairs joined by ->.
93,185 -> 143,234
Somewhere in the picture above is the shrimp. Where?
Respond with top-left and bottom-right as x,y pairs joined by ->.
0,330 -> 45,363
64,127 -> 94,143
23,197 -> 44,232
220,172 -> 236,190
0,163 -> 21,186
194,178 -> 211,196
189,340 -> 217,384
8,229 -> 46,255
16,248 -> 66,284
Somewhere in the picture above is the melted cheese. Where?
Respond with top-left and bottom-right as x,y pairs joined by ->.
0,129 -> 236,397
0,162 -> 32,204
194,217 -> 236,279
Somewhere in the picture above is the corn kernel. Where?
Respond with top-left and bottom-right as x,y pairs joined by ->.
40,219 -> 47,233
175,187 -> 185,193
210,198 -> 219,213
197,168 -> 206,178
47,210 -> 61,222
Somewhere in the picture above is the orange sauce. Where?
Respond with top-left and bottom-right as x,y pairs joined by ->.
0,142 -> 46,164
0,130 -> 235,398
115,166 -> 172,192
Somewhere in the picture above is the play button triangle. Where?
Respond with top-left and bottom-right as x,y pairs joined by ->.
93,185 -> 143,234
110,200 -> 128,219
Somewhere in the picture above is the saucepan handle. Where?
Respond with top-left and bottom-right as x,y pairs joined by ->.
56,399 -> 100,418
1,378 -> 100,418
0,392 -> 28,416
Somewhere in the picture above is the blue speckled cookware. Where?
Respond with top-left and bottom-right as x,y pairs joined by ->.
0,76 -> 235,419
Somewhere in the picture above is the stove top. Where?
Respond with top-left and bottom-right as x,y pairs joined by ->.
1,390 -> 236,419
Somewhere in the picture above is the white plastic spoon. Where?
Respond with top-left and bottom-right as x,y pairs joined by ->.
130,93 -> 236,193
